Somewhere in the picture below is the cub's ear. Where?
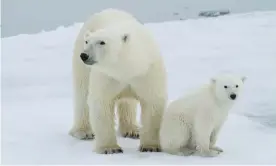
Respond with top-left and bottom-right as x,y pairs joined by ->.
84,30 -> 93,40
241,76 -> 247,82
122,34 -> 129,43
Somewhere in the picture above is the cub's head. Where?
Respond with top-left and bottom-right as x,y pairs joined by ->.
211,74 -> 246,103
80,29 -> 129,66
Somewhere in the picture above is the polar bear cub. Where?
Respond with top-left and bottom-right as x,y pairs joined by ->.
160,74 -> 246,157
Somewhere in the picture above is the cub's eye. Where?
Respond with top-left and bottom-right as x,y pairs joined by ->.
85,41 -> 88,44
99,41 -> 106,45
224,86 -> 228,89
236,85 -> 239,88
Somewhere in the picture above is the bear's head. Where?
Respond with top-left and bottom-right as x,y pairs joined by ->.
79,25 -> 156,81
211,74 -> 246,104
80,28 -> 129,66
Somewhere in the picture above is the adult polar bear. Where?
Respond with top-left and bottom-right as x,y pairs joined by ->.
69,8 -> 167,154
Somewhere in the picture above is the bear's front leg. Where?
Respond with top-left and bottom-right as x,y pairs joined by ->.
69,96 -> 94,140
210,127 -> 223,153
139,99 -> 165,152
194,120 -> 220,157
89,99 -> 123,154
69,60 -> 94,140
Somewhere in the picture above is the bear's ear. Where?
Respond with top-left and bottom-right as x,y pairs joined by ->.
241,76 -> 247,82
84,30 -> 93,40
211,78 -> 216,84
122,34 -> 129,43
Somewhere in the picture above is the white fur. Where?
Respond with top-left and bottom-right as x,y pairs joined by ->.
160,74 -> 246,157
69,8 -> 167,154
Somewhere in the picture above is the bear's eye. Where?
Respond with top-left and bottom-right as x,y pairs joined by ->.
224,86 -> 228,89
236,85 -> 239,88
85,41 -> 88,44
99,41 -> 105,45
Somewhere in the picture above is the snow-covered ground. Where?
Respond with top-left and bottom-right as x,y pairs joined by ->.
1,11 -> 276,164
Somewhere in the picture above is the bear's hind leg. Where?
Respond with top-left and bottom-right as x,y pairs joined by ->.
160,114 -> 192,156
117,99 -> 139,139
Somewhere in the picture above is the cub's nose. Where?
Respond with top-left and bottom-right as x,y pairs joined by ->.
230,94 -> 236,100
80,53 -> 89,61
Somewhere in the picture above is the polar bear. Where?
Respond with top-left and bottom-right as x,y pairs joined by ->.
160,74 -> 246,157
69,8 -> 167,154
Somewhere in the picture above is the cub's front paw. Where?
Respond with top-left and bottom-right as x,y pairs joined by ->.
139,144 -> 161,152
210,146 -> 224,153
69,128 -> 95,140
180,147 -> 197,156
198,150 -> 220,157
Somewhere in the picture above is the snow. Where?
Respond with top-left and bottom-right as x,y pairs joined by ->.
1,11 -> 276,164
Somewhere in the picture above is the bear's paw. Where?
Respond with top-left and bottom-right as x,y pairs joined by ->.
69,128 -> 95,140
120,125 -> 140,139
97,145 -> 123,154
139,144 -> 161,152
210,146 -> 224,153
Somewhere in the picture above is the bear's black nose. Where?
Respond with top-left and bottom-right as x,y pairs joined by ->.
80,53 -> 89,61
230,94 -> 236,100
